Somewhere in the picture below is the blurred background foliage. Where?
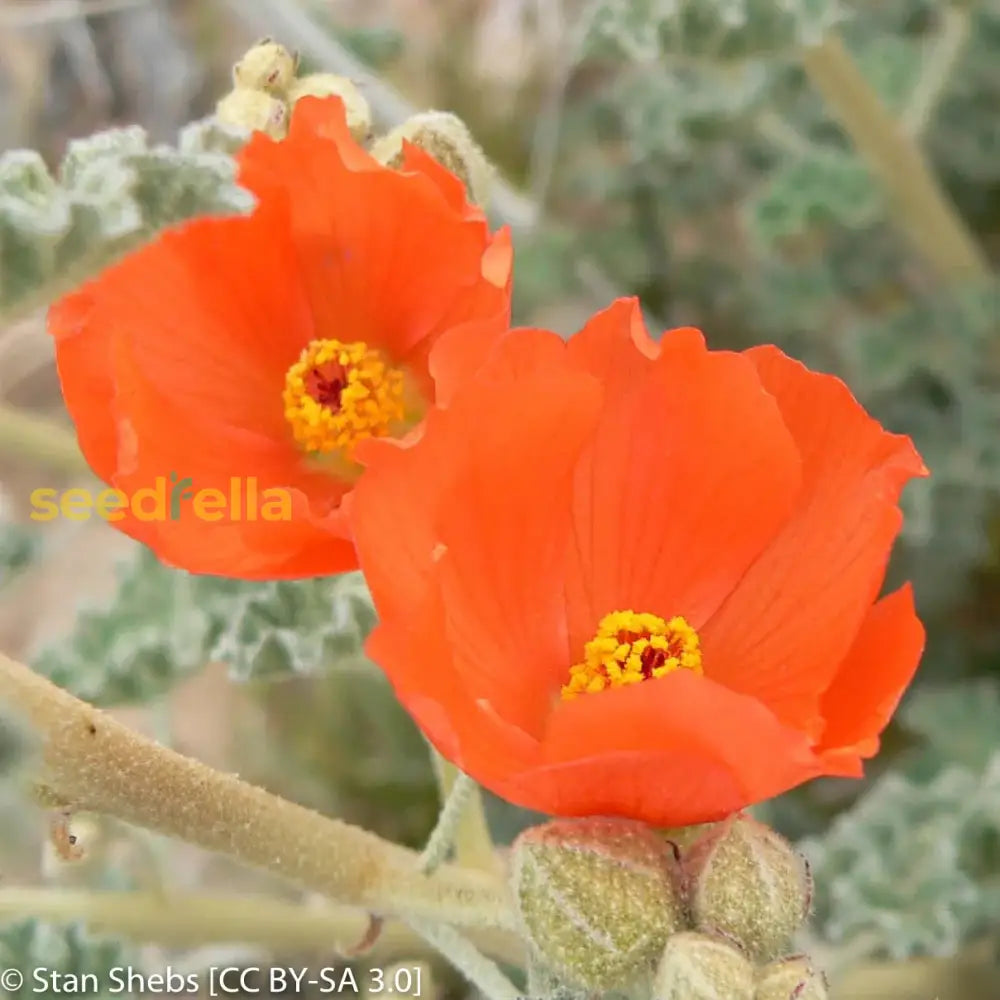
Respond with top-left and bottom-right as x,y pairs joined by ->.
1,0 -> 999,998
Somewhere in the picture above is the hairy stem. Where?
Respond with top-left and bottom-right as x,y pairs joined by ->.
422,771 -> 479,875
0,652 -> 514,931
0,888 -> 523,962
800,32 -> 989,283
431,756 -> 500,875
0,405 -> 87,473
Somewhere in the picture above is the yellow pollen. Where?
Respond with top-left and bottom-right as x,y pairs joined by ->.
561,609 -> 703,700
283,338 -> 405,457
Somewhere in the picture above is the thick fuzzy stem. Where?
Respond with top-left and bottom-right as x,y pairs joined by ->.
0,652 -> 514,931
800,32 -> 989,284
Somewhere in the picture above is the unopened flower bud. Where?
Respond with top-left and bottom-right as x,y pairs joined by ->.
510,817 -> 686,991
286,73 -> 373,142
233,38 -> 298,94
370,112 -> 493,207
653,932 -> 754,1000
755,955 -> 829,1000
215,89 -> 289,140
685,814 -> 812,961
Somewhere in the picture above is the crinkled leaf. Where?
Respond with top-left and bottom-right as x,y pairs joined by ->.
30,543 -> 378,702
0,921 -> 134,999
802,755 -> 1000,959
0,118 -> 253,323
749,151 -> 882,246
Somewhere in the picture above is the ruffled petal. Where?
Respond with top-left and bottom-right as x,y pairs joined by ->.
702,347 -> 927,734
353,328 -> 603,735
563,321 -> 801,656
235,98 -> 500,365
502,671 -> 838,826
817,584 -> 925,759
564,297 -> 661,397
105,335 -> 356,578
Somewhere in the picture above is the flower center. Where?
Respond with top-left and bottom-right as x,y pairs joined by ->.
562,610 -> 703,700
283,339 -> 405,457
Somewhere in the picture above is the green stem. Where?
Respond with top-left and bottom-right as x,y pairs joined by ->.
431,753 -> 500,875
421,771 -> 477,874
0,888 -> 523,962
799,31 -> 989,284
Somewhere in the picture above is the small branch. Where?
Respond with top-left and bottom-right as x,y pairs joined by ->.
430,756 -> 500,876
421,771 -> 476,875
800,32 -> 990,284
405,918 -> 523,1000
902,5 -> 971,136
0,888 -> 523,963
0,405 -> 87,473
0,652 -> 515,931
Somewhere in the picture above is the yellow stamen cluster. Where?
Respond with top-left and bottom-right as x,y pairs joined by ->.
283,338 -> 405,458
562,610 -> 703,700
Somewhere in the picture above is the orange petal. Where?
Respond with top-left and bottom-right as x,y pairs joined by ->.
235,99 -> 499,364
702,347 -> 927,733
433,373 -> 603,734
280,95 -> 379,172
817,584 -> 925,759
399,141 -> 483,219
565,297 -> 661,395
352,329 -> 603,735
364,587 -> 540,782
562,321 -> 801,656
504,671 -> 830,825
348,410 -> 464,628
86,209 -> 311,442
418,229 -> 512,406
101,330 -> 355,578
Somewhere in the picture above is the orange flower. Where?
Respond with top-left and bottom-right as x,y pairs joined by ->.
47,97 -> 512,578
349,299 -> 928,826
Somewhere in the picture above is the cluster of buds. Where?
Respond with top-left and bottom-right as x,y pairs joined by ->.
215,39 -> 371,142
215,41 -> 492,207
510,814 -> 829,1000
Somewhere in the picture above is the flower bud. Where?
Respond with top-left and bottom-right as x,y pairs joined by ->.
287,73 -> 373,142
755,955 -> 829,1000
370,112 -> 493,207
685,814 -> 812,961
653,932 -> 754,1000
215,90 -> 289,140
510,817 -> 687,991
233,39 -> 298,94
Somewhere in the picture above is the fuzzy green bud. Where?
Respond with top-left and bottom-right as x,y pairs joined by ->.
653,932 -> 754,1000
755,955 -> 829,1000
510,817 -> 687,991
370,112 -> 493,207
287,73 -> 372,143
685,814 -> 812,961
233,39 -> 298,94
215,89 -> 289,140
